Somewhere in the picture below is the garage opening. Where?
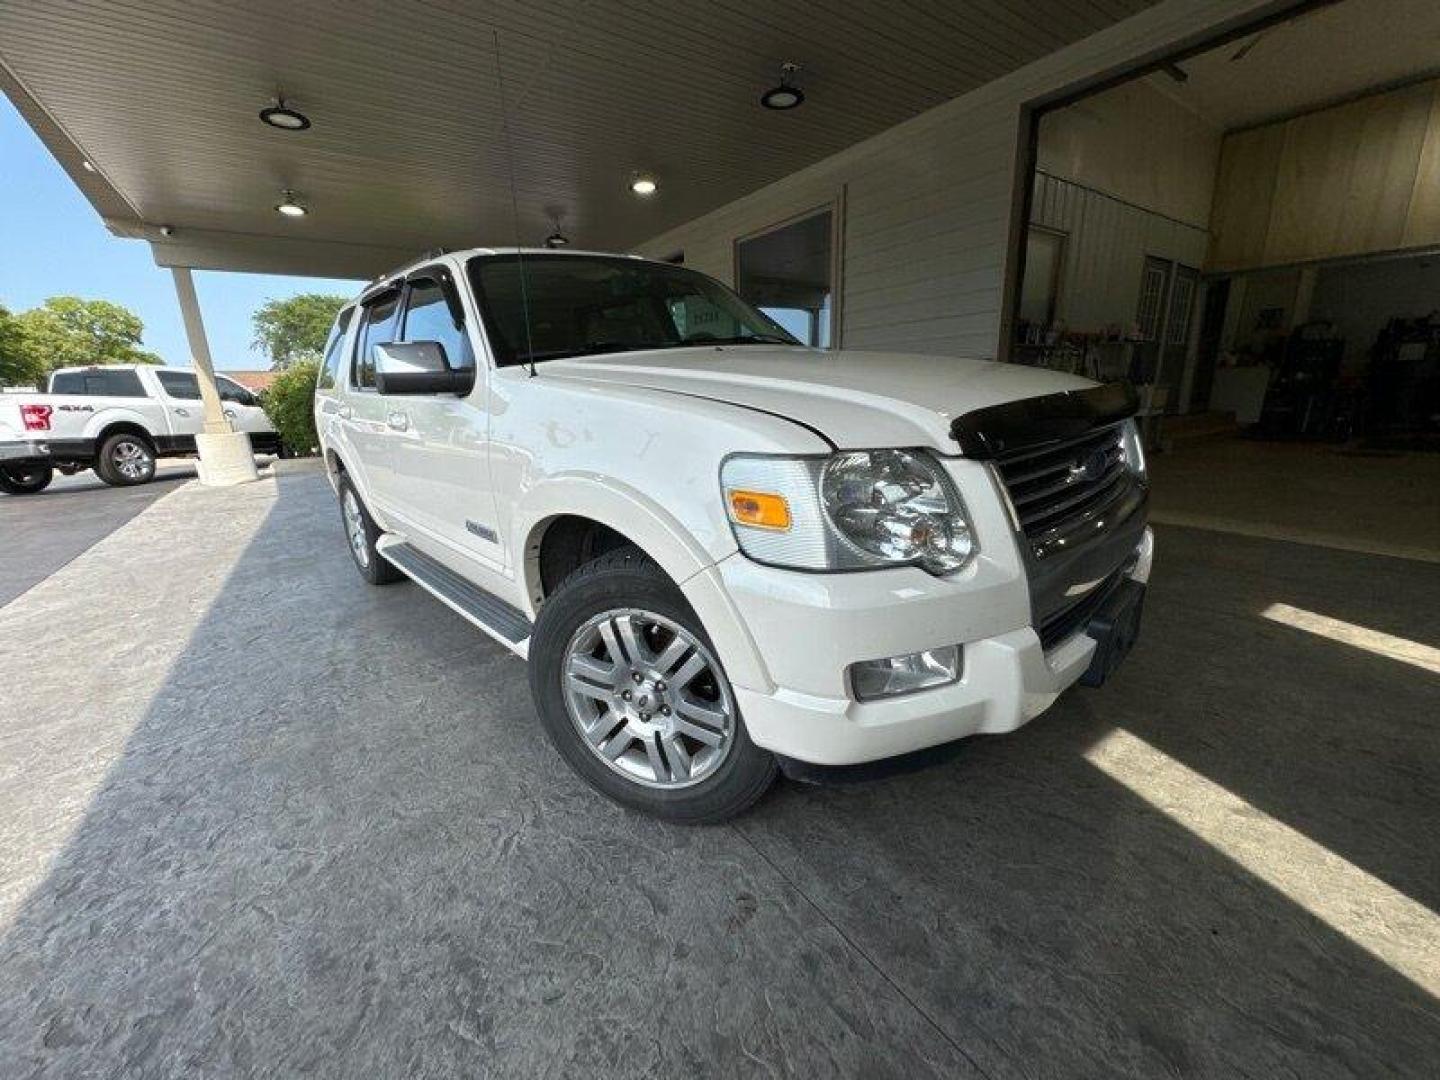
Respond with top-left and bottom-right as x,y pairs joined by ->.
1011,0 -> 1440,559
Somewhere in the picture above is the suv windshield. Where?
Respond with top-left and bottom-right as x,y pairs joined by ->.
467,254 -> 798,367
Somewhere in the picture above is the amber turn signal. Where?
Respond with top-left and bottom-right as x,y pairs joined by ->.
728,489 -> 791,531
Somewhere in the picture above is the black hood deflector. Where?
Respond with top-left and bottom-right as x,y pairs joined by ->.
950,381 -> 1138,459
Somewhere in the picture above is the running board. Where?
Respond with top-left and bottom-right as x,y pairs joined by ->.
376,538 -> 532,653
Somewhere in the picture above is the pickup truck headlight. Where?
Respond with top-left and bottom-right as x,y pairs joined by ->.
721,450 -> 976,574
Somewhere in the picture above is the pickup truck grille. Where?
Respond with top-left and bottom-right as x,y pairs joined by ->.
994,423 -> 1136,559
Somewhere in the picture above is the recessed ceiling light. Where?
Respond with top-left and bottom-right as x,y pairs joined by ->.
630,173 -> 658,197
259,98 -> 311,131
275,190 -> 308,217
761,62 -> 804,110
81,159 -> 96,172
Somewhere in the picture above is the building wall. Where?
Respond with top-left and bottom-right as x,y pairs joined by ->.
637,0 -> 1278,359
1037,77 -> 1221,229
1209,75 -> 1440,271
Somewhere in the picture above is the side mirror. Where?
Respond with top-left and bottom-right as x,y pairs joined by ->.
373,341 -> 475,396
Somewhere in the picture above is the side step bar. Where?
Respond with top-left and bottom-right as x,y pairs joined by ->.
376,537 -> 532,653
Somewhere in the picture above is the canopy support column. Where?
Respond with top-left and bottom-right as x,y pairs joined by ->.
171,267 -> 258,486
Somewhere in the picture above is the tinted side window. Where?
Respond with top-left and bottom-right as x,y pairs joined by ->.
316,309 -> 353,391
401,279 -> 474,370
155,370 -> 201,399
217,378 -> 254,405
51,369 -> 147,397
353,292 -> 400,389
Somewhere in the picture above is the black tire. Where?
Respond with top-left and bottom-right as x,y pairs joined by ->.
337,474 -> 404,585
528,546 -> 777,823
0,462 -> 54,495
94,431 -> 157,486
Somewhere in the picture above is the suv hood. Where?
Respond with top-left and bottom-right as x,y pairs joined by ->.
542,346 -> 1095,452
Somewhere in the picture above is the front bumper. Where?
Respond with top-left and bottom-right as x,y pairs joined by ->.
722,526 -> 1153,767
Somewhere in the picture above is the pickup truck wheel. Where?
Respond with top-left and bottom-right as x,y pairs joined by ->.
0,462 -> 54,495
338,477 -> 404,585
95,433 -> 156,486
530,547 -> 777,823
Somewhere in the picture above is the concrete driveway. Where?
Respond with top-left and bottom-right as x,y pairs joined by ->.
1,461 -> 1436,1078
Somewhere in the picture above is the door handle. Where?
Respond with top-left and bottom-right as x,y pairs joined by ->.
173,407 -> 190,417
387,411 -> 410,432
337,405 -> 353,420
224,408 -> 237,419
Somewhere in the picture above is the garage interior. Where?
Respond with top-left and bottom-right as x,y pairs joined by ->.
1014,0 -> 1440,558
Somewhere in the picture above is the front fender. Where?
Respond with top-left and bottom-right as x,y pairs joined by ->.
514,476 -> 770,693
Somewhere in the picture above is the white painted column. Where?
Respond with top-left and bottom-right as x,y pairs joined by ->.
171,267 -> 258,486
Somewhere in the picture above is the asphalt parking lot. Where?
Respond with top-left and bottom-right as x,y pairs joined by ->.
1,461 -> 1436,1078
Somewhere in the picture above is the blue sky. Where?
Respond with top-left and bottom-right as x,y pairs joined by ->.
0,96 -> 363,371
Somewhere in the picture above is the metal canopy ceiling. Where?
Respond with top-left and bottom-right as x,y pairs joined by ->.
1,0 -> 1153,278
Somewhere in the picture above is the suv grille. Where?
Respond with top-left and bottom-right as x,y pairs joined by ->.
995,423 -> 1136,558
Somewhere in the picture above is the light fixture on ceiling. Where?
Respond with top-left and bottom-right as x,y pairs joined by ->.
81,159 -> 96,172
259,97 -> 311,131
544,218 -> 571,248
760,62 -> 804,111
630,173 -> 658,197
275,189 -> 308,217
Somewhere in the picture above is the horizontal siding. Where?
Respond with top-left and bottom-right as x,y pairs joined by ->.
638,0 -> 1279,359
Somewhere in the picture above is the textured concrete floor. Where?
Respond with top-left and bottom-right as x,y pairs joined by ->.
1,463 -> 1437,1078
0,461 -> 196,606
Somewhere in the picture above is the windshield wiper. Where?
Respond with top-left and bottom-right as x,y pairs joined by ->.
692,334 -> 797,346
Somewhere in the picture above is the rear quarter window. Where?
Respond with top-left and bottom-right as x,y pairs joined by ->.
50,369 -> 147,397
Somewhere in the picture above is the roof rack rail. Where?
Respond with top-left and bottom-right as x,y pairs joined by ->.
371,246 -> 451,284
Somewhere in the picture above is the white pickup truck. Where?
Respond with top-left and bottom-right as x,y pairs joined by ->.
317,248 -> 1152,822
0,364 -> 282,494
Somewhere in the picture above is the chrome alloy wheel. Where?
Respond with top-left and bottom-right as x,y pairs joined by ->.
111,438 -> 153,480
562,609 -> 735,789
342,488 -> 370,568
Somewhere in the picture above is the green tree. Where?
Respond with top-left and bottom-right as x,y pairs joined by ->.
260,358 -> 321,454
252,293 -> 347,370
0,304 -> 45,388
11,297 -> 160,377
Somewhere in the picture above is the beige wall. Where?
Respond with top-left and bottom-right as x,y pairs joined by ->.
1210,75 -> 1440,271
638,0 -> 1279,359
1038,78 -> 1221,229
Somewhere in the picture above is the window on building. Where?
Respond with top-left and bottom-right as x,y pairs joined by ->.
354,290 -> 401,389
401,277 -> 474,370
1018,228 -> 1066,329
735,208 -> 835,347
49,368 -> 147,397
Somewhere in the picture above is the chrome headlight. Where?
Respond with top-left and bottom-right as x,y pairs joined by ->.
1119,418 -> 1147,478
721,450 -> 976,574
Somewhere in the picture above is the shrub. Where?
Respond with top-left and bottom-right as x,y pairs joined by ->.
260,359 -> 320,455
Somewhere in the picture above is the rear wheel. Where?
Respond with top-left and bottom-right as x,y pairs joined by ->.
95,432 -> 156,486
0,462 -> 54,495
338,475 -> 403,585
529,546 -> 777,823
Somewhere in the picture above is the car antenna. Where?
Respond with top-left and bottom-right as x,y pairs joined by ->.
492,29 -> 539,378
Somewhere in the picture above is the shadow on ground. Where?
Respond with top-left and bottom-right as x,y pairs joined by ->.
0,470 -> 1436,1078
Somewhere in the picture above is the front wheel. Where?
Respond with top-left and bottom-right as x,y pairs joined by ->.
0,462 -> 54,495
528,546 -> 777,823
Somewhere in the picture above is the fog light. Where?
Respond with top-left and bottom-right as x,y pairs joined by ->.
850,645 -> 960,701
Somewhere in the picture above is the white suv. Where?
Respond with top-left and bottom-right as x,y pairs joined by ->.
316,249 -> 1152,822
